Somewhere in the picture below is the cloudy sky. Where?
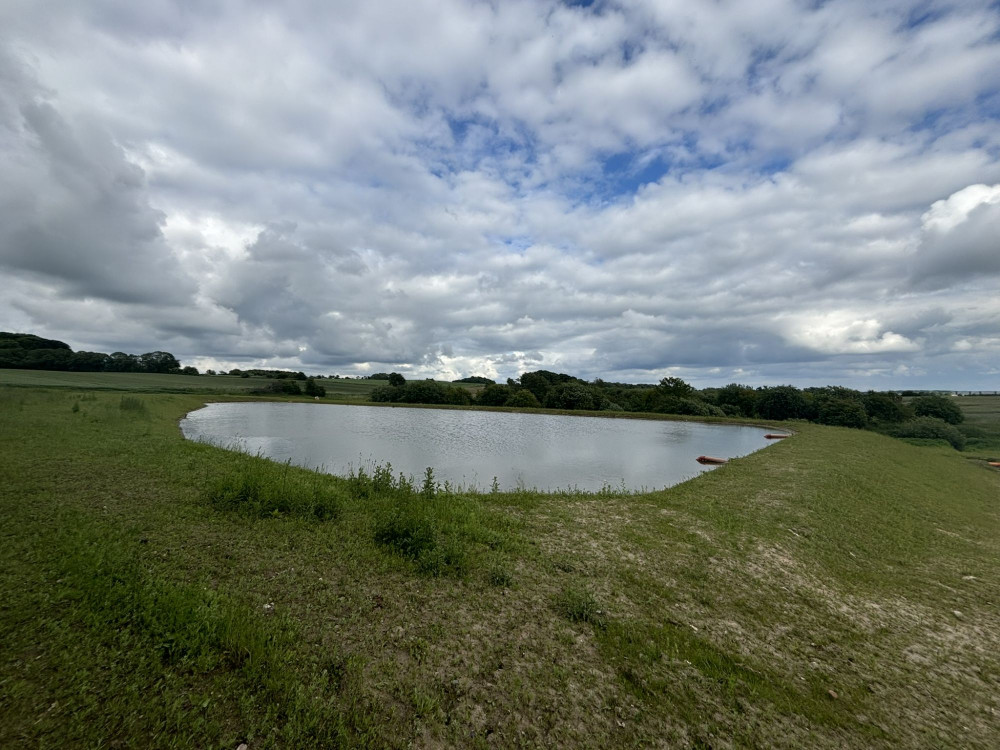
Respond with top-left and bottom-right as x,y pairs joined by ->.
2,0 -> 999,388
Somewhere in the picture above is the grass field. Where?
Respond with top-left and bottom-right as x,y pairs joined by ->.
955,395 -> 1000,456
1,387 -> 999,748
0,369 -> 382,398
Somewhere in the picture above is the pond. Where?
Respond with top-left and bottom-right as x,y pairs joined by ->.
180,402 -> 776,492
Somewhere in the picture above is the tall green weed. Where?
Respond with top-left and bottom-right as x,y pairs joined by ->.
206,453 -> 342,520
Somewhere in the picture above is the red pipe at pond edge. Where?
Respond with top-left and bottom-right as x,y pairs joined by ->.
696,456 -> 728,465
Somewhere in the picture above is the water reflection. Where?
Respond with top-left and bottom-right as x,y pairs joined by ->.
180,403 -> 772,492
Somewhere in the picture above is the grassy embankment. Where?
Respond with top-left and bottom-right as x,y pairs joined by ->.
1,380 -> 999,748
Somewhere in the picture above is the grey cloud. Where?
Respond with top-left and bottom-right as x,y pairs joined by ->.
0,58 -> 195,306
912,200 -> 1000,289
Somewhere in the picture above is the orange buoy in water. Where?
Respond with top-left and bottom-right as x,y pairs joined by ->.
696,455 -> 728,465
764,433 -> 788,439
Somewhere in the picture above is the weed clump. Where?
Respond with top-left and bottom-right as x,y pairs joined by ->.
555,585 -> 606,627
373,507 -> 468,577
206,454 -> 342,520
119,396 -> 147,414
488,563 -> 513,588
347,461 -> 414,498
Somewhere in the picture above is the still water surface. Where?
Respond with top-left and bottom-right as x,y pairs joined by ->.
181,403 -> 773,492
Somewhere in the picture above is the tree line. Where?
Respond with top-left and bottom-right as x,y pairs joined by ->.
0,332 -> 196,374
371,369 -> 970,449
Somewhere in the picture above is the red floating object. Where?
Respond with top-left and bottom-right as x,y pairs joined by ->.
696,455 -> 728,465
764,433 -> 788,439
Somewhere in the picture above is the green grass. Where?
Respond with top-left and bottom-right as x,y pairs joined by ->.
0,368 -> 383,398
955,395 -> 1000,457
1,386 -> 999,747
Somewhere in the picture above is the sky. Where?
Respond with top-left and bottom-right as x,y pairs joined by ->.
1,0 -> 999,389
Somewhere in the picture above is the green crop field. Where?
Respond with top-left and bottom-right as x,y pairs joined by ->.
0,368 -> 382,398
956,395 -> 1000,454
2,386 -> 999,748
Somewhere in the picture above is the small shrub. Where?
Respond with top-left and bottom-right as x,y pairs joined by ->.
119,396 -> 147,414
911,394 -> 964,424
815,397 -> 868,428
255,380 -> 302,396
369,385 -> 397,402
373,512 -> 437,560
504,389 -> 541,408
421,467 -> 437,497
206,456 -> 342,520
347,461 -> 411,498
304,378 -> 326,397
891,417 -> 966,450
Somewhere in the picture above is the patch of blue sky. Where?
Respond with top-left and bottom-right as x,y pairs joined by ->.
446,115 -> 478,143
744,45 -> 785,85
492,235 -> 532,254
906,93 -> 1000,142
561,143 -> 702,205
975,88 -> 1000,122
426,114 -> 543,193
902,3 -> 947,31
599,151 -> 671,196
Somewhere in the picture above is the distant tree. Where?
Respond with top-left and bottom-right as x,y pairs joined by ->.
505,389 -> 541,408
453,376 -> 495,384
304,378 -> 326,397
368,373 -> 391,380
400,380 -> 449,404
755,385 -> 809,420
257,380 -> 301,395
891,417 -> 965,450
815,397 -> 868,428
21,348 -> 72,370
656,377 -> 695,398
0,332 -> 71,351
911,394 -> 964,425
519,372 -> 552,403
716,383 -> 757,418
180,366 -> 200,376
388,372 -> 406,388
106,352 -> 140,372
673,398 -> 725,417
369,380 -> 470,405
862,391 -> 909,424
139,351 -> 181,373
370,385 -> 397,402
476,384 -> 512,406
544,382 -> 597,410
68,351 -> 110,372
